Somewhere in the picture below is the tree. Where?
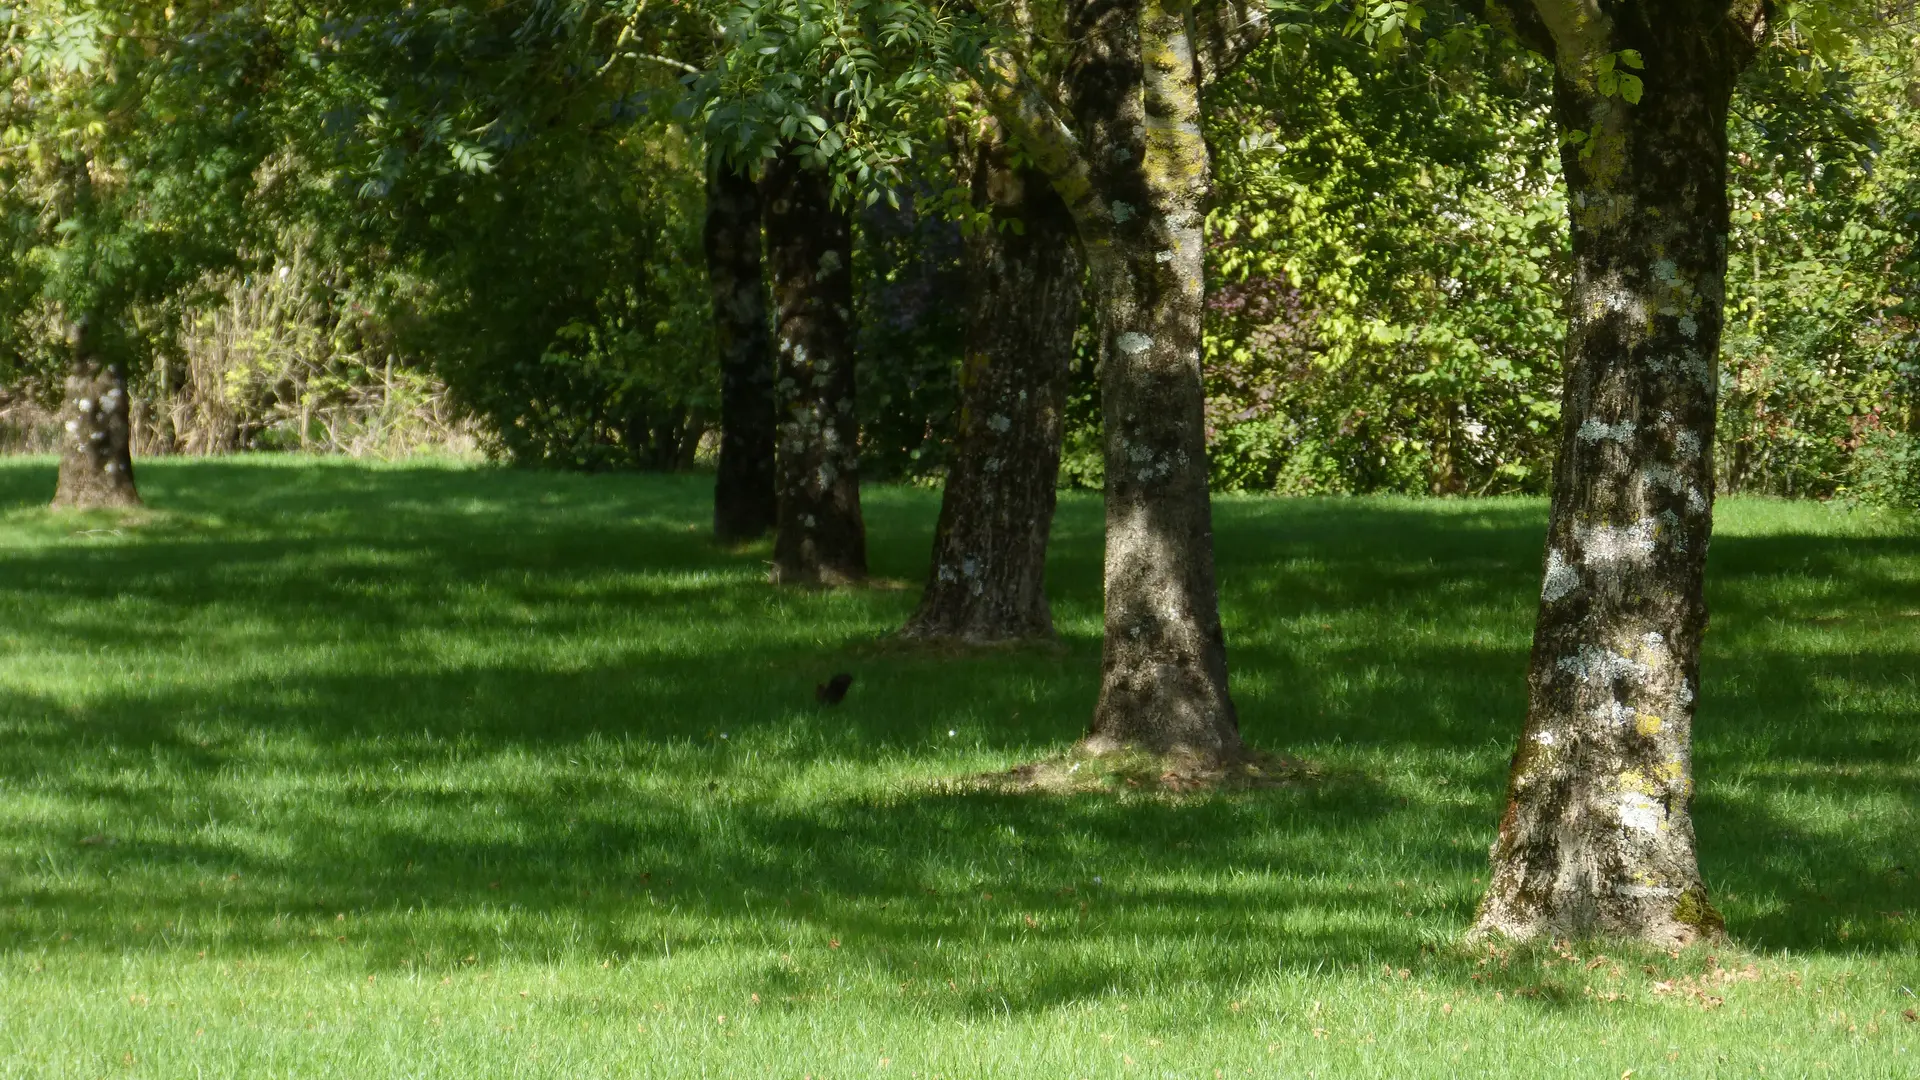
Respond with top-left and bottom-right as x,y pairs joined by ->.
2,1 -> 277,508
901,116 -> 1083,642
962,0 -> 1269,757
259,1 -> 717,472
1202,9 -> 1569,497
764,149 -> 867,585
1469,0 -> 1771,945
707,156 -> 780,543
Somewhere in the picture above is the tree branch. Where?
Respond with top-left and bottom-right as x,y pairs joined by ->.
1526,0 -> 1612,66
1459,0 -> 1556,58
1192,0 -> 1270,87
963,44 -> 1110,240
635,51 -> 700,76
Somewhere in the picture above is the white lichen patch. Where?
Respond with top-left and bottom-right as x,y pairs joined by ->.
1577,518 -> 1657,566
1557,646 -> 1653,685
1542,549 -> 1581,603
1590,700 -> 1636,727
987,414 -> 1012,434
1116,332 -> 1153,356
1641,465 -> 1707,513
1677,315 -> 1698,340
1110,201 -> 1136,223
1577,418 -> 1635,444
1617,791 -> 1664,834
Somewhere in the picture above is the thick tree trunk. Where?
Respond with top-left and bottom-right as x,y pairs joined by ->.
902,125 -> 1083,642
763,152 -> 866,586
1073,0 -> 1241,758
706,156 -> 779,542
1474,1 -> 1766,946
52,319 -> 141,510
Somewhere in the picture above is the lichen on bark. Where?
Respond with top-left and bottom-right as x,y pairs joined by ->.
52,318 -> 142,511
903,120 -> 1082,642
1473,0 -> 1766,947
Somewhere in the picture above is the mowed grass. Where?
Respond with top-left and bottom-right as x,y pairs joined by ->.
0,456 -> 1915,1079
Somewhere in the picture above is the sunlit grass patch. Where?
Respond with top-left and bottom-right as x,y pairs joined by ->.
0,457 -> 1914,1078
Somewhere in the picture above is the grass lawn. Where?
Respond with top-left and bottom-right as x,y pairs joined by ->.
0,456 -> 1915,1078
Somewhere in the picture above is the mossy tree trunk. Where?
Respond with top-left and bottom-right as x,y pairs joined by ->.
966,0 -> 1266,759
967,0 -> 1267,757
706,156 -> 779,543
763,151 -> 866,586
1473,0 -> 1769,946
1075,0 -> 1240,757
902,122 -> 1083,642
52,317 -> 141,510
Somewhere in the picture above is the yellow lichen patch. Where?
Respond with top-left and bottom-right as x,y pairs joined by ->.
1657,759 -> 1689,793
1635,712 -> 1663,737
1616,768 -> 1654,795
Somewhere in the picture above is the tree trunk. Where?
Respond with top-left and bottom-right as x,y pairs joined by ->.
1474,1 -> 1767,946
962,0 -> 1266,756
52,318 -> 141,510
707,156 -> 779,543
1073,0 -> 1241,758
902,123 -> 1083,642
763,152 -> 866,586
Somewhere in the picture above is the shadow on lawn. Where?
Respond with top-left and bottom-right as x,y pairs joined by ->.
0,459 -> 1915,1010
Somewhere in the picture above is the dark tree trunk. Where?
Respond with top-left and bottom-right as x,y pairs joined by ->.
902,124 -> 1083,642
1474,0 -> 1768,946
763,152 -> 866,586
52,318 -> 141,510
707,156 -> 779,542
1072,0 -> 1241,759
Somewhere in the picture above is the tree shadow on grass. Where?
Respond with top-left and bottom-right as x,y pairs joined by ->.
0,460 -> 1915,1018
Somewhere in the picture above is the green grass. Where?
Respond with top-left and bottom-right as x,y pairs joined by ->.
0,456 -> 1915,1079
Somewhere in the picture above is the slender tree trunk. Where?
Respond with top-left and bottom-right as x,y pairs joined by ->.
902,123 -> 1083,642
1474,0 -> 1767,946
763,152 -> 866,586
1073,0 -> 1240,758
707,155 -> 778,542
52,317 -> 141,509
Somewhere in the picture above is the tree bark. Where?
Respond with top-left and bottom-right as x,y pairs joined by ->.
763,152 -> 866,586
707,156 -> 779,542
1474,0 -> 1768,946
1072,0 -> 1241,758
902,123 -> 1083,642
961,0 -> 1262,758
52,317 -> 141,510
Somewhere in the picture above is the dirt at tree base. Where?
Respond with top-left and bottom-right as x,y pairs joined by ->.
969,745 -> 1313,797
